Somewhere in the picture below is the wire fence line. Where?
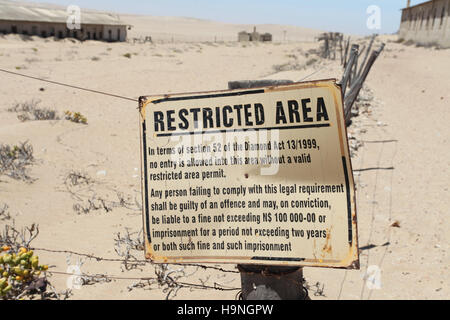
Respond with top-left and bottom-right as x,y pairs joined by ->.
48,270 -> 240,292
1,61 -> 335,106
0,68 -> 138,103
30,247 -> 240,274
30,246 -> 327,298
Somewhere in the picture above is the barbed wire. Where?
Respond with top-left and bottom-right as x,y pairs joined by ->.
30,247 -> 240,274
30,246 -> 321,297
47,270 -> 240,292
297,62 -> 334,82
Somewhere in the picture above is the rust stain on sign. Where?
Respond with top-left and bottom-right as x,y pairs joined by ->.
138,79 -> 359,269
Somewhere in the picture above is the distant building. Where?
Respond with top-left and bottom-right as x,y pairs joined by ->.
238,26 -> 272,42
0,0 -> 129,42
399,0 -> 450,47
260,33 -> 273,42
238,31 -> 251,42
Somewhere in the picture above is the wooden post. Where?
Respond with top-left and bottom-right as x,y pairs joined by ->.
357,34 -> 376,79
343,36 -> 351,68
354,44 -> 365,81
344,43 -> 385,124
347,44 -> 359,88
340,44 -> 359,96
333,34 -> 337,60
352,44 -> 359,85
228,79 -> 309,301
324,34 -> 329,59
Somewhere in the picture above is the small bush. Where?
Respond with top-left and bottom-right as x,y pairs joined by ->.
0,223 -> 69,300
0,142 -> 34,182
123,53 -> 132,59
25,58 -> 40,64
272,61 -> 305,72
91,56 -> 100,61
0,246 -> 49,299
0,204 -> 11,221
65,171 -> 92,188
9,100 -> 59,122
64,111 -> 88,124
306,57 -> 318,66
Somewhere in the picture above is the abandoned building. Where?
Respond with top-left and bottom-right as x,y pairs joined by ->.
0,0 -> 129,42
238,27 -> 272,42
399,0 -> 450,47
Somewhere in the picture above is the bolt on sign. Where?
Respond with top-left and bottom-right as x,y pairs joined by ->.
139,79 -> 359,268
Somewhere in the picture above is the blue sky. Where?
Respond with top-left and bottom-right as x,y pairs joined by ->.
24,0 -> 426,35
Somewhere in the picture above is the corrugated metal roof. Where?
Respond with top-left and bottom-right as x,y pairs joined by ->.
0,0 -> 127,25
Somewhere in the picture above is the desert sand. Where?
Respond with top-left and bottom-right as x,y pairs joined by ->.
0,15 -> 449,300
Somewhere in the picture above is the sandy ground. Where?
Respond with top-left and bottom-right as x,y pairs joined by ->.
0,22 -> 449,300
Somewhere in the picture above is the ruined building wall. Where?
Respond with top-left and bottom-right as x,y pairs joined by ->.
399,0 -> 450,47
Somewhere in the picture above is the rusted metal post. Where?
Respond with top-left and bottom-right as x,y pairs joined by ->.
228,79 -> 309,301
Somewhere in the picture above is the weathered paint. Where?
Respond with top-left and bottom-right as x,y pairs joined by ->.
139,79 -> 359,269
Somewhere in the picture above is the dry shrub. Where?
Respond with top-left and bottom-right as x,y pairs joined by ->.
9,100 -> 59,122
0,204 -> 11,221
0,142 -> 35,182
272,61 -> 305,72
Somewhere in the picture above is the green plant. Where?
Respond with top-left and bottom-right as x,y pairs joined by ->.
123,53 -> 132,59
64,111 -> 88,124
0,246 -> 48,299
